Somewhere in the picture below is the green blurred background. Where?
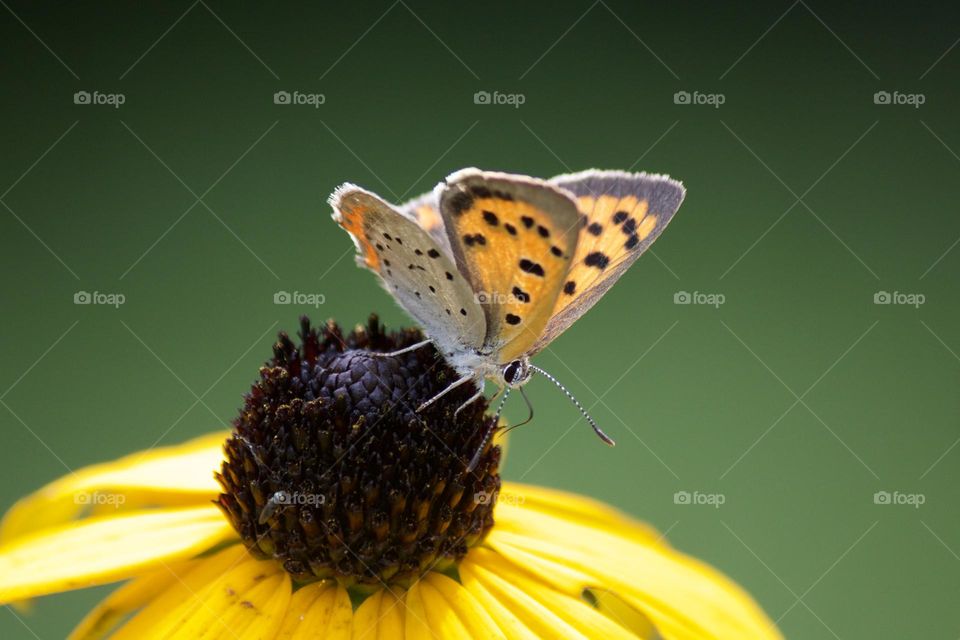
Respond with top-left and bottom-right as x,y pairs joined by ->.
1,2 -> 958,637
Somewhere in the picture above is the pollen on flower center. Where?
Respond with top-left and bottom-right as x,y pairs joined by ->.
216,315 -> 501,590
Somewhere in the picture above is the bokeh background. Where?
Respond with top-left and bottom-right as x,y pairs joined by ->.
1,2 -> 958,637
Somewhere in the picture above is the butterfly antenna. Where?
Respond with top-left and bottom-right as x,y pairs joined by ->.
496,387 -> 537,438
492,386 -> 512,424
528,365 -> 616,446
515,386 -> 535,428
466,387 -> 513,473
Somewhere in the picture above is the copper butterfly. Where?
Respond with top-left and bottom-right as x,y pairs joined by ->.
331,169 -> 685,465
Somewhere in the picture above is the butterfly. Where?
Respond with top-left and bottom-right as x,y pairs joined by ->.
331,168 -> 685,466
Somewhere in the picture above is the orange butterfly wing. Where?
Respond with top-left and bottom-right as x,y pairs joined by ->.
530,170 -> 685,353
438,169 -> 581,363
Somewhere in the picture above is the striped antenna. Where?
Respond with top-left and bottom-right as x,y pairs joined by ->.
528,365 -> 616,446
466,388 -> 511,473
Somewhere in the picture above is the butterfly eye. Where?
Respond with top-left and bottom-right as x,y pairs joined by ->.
503,361 -> 522,385
503,360 -> 532,387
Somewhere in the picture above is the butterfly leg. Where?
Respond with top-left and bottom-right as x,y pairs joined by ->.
453,386 -> 486,419
416,373 -> 476,412
369,338 -> 433,358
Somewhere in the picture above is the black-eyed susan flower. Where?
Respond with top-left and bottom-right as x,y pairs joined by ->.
0,316 -> 783,639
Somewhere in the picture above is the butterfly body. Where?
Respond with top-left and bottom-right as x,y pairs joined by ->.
331,168 -> 685,428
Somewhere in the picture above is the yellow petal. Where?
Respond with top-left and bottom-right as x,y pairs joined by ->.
149,552 -> 291,639
402,582 -> 434,640
110,545 -> 248,639
586,588 -> 661,640
488,516 -> 781,640
463,548 -> 640,639
352,587 -> 405,640
0,505 -> 234,604
455,563 -> 539,640
422,573 -> 505,639
276,581 -> 352,639
0,431 -> 229,544
461,550 -> 591,639
498,481 -> 659,543
68,560 -> 199,640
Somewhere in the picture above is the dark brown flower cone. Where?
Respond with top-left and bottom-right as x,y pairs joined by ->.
216,315 -> 500,590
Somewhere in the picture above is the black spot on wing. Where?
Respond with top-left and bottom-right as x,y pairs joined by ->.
512,286 -> 530,303
622,218 -> 637,235
521,216 -> 534,229
563,280 -> 576,295
613,210 -> 629,224
537,225 -> 550,238
445,271 -> 454,280
482,210 -> 499,226
448,191 -> 474,215
587,222 -> 603,236
427,248 -> 440,259
519,259 -> 545,277
550,246 -> 563,257
463,233 -> 486,247
585,252 -> 610,270
505,223 -> 517,236
625,234 -> 640,250
505,313 -> 521,325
